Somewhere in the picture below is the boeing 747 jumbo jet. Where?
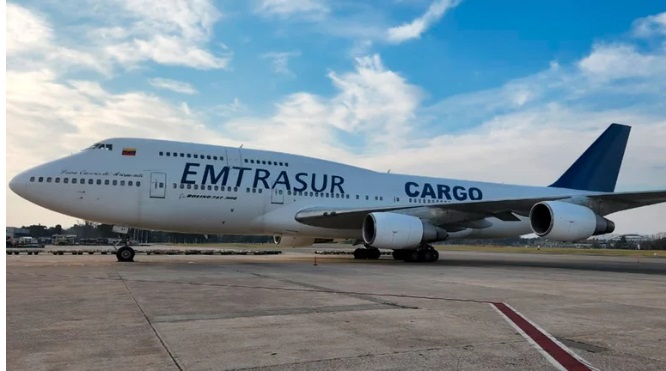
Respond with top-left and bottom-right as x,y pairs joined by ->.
9,123 -> 666,263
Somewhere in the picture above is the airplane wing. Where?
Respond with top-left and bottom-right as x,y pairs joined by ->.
294,196 -> 568,229
295,190 -> 666,230
587,190 -> 666,215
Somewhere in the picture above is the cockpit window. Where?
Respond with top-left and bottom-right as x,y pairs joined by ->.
87,143 -> 113,151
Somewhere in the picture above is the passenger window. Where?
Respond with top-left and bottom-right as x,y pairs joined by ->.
220,156 -> 224,161
46,177 -> 52,183
279,162 -> 283,166
80,178 -> 85,184
285,163 -> 289,167
244,159 -> 248,163
214,156 -> 218,160
194,184 -> 198,190
113,180 -> 118,185
365,196 -> 369,200
55,178 -> 60,183
72,178 -> 77,184
250,160 -> 255,163
30,177 -> 35,182
336,194 -> 340,198
214,186 -> 219,191
207,155 -> 211,160
160,182 -> 164,188
128,181 -> 133,186
172,183 -> 177,189
261,160 -> 266,165
64,178 -> 69,184
136,181 -> 141,187
258,189 -> 263,193
120,180 -> 125,186
180,153 -> 184,157
166,152 -> 171,156
96,179 -> 101,185
187,184 -> 192,189
208,185 -> 212,190
187,154 -> 192,158
287,190 -> 291,195
268,161 -> 273,165
246,188 -> 250,193
380,196 -> 383,201
194,154 -> 198,159
159,151 -> 163,156
356,195 -> 359,199
346,194 -> 350,199
180,184 -> 184,189
200,155 -> 204,159
104,180 -> 109,185
234,187 -> 238,192
88,179 -> 93,185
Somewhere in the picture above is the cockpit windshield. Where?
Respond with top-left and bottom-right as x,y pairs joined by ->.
87,143 -> 113,151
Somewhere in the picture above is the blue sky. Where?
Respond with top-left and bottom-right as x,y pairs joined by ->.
6,0 -> 666,233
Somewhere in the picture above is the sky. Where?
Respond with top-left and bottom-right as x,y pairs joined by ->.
5,0 -> 666,234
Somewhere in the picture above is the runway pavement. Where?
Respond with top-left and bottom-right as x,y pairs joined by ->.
7,246 -> 666,370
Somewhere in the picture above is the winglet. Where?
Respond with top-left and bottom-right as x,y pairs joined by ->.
549,123 -> 631,192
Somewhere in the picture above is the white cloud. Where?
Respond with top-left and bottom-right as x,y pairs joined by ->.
213,98 -> 247,117
262,51 -> 301,75
633,12 -> 666,38
97,0 -> 230,70
578,43 -> 666,81
6,4 -> 53,54
256,0 -> 329,20
386,0 -> 461,43
149,78 -> 198,94
7,1 -> 230,74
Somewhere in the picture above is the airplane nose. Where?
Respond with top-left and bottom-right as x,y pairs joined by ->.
9,171 -> 28,197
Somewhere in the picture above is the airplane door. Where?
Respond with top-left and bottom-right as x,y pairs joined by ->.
226,147 -> 243,168
271,185 -> 285,204
149,172 -> 166,198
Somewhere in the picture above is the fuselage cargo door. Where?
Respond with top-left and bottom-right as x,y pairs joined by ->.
150,172 -> 166,198
271,185 -> 285,204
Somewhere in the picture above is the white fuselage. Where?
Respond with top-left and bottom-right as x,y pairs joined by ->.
10,138 -> 590,241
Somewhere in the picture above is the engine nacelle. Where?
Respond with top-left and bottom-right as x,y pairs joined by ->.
529,201 -> 615,242
362,212 -> 448,249
273,236 -> 315,248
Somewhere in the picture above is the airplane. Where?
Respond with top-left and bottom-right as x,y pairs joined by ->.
9,123 -> 666,263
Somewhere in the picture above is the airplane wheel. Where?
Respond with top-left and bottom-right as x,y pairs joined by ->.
404,250 -> 420,262
353,248 -> 367,259
430,250 -> 439,262
423,250 -> 434,262
392,250 -> 405,260
116,246 -> 135,262
368,248 -> 381,260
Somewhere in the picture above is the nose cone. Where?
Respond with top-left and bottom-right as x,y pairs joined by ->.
9,170 -> 29,199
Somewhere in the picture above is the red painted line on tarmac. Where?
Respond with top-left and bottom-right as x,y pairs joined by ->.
491,302 -> 595,371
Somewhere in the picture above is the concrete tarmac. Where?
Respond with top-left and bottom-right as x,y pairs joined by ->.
7,246 -> 666,370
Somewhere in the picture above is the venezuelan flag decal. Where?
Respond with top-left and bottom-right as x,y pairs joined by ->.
122,148 -> 137,156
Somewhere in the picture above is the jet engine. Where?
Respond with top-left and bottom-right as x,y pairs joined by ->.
273,236 -> 316,248
529,201 -> 615,242
362,212 -> 448,249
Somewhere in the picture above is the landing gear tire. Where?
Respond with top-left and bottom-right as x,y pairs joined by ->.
403,245 -> 439,263
353,248 -> 367,259
354,248 -> 381,260
392,250 -> 407,260
116,246 -> 135,262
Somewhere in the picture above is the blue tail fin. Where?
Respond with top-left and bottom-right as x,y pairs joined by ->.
549,123 -> 630,192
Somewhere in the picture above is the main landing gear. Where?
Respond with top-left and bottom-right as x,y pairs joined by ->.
353,247 -> 381,260
116,245 -> 135,262
392,245 -> 439,263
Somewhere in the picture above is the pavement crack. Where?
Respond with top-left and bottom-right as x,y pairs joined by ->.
116,271 -> 184,371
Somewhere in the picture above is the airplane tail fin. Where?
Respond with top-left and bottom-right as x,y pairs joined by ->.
549,123 -> 631,192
